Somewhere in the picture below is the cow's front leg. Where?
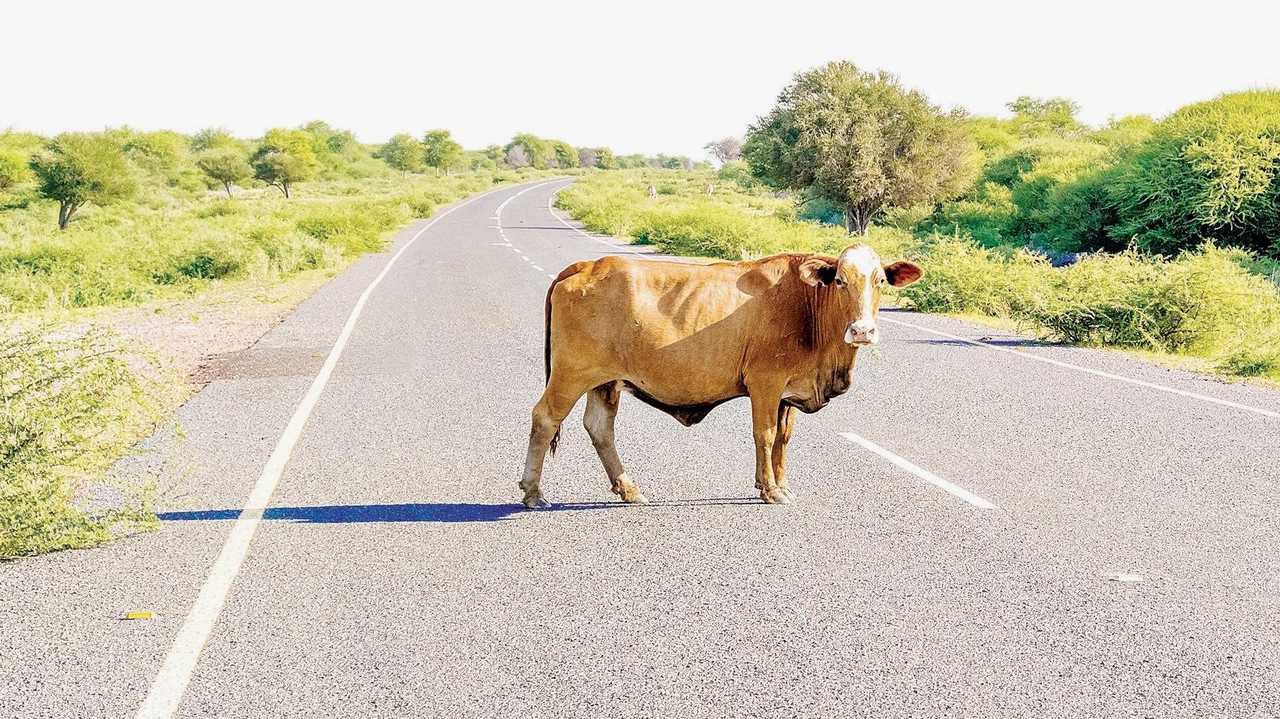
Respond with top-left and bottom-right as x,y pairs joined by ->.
772,404 -> 797,500
748,382 -> 790,504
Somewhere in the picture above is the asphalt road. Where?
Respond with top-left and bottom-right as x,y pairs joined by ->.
3,178 -> 1279,718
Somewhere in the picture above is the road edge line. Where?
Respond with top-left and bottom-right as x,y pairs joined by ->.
881,316 -> 1279,420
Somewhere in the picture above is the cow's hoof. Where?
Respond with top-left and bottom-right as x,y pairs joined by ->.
523,496 -> 551,510
761,489 -> 791,505
623,492 -> 650,505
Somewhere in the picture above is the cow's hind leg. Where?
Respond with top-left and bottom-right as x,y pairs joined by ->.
583,382 -> 647,504
771,404 -> 797,500
520,374 -> 593,509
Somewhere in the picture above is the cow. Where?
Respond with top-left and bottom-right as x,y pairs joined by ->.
518,245 -> 923,509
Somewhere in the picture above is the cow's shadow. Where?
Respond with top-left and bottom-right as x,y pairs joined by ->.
157,497 -> 759,525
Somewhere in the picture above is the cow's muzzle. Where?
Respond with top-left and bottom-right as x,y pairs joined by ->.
844,321 -> 879,346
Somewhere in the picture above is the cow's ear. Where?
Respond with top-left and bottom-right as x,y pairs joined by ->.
883,261 -> 923,287
799,257 -> 837,286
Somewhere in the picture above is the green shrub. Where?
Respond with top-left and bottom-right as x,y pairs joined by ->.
1106,90 -> 1280,256
0,150 -> 32,191
898,237 -> 1052,316
1,326 -> 172,558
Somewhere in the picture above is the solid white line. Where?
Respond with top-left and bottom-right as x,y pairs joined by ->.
839,431 -> 996,510
881,316 -> 1280,420
134,182 -> 537,719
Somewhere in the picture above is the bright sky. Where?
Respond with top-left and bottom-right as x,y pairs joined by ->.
8,1 -> 1278,159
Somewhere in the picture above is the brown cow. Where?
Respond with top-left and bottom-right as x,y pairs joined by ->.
519,245 -> 922,508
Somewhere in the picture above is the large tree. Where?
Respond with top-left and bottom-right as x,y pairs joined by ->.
422,129 -> 463,175
743,61 -> 976,234
29,133 -> 136,229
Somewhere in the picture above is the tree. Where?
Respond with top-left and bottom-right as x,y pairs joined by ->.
577,147 -> 598,168
0,150 -> 31,190
549,140 -> 577,170
191,127 -> 238,152
592,147 -> 616,170
505,144 -> 530,168
29,133 -> 136,229
704,137 -> 742,165
196,149 -> 251,197
379,133 -> 424,172
1007,96 -> 1083,138
743,61 -> 976,235
506,134 -> 551,169
422,129 -> 463,175
250,128 -> 318,198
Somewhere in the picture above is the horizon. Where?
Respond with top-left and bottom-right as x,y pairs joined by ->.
8,0 -> 1279,160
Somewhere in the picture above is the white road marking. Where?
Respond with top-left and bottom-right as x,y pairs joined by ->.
881,316 -> 1280,420
134,180 -> 558,719
1105,572 -> 1144,583
839,431 -> 996,510
530,264 -> 544,272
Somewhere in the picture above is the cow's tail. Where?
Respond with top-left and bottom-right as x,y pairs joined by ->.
544,262 -> 589,456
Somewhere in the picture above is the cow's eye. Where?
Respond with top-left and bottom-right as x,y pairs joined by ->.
834,277 -> 846,288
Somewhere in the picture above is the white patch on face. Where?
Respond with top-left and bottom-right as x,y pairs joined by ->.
838,245 -> 881,325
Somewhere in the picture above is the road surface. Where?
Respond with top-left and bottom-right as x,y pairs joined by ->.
3,178 -> 1279,718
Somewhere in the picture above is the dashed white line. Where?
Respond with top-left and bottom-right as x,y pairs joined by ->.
133,182 -> 529,719
881,316 -> 1280,420
530,264 -> 544,272
839,431 -> 996,510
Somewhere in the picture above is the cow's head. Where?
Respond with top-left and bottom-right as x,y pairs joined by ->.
799,245 -> 922,346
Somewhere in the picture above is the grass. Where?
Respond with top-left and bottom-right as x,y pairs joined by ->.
557,169 -> 1280,383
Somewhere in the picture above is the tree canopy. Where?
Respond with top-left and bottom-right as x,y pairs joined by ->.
29,133 -> 136,228
423,130 -> 463,174
196,149 -> 252,197
379,133 -> 424,172
251,128 -> 318,198
744,61 -> 976,234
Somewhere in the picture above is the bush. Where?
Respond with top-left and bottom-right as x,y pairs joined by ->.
1106,90 -> 1280,256
0,150 -> 32,191
1,326 -> 172,558
902,237 -> 1280,357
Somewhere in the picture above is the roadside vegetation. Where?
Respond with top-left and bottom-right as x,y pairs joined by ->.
556,63 -> 1280,384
